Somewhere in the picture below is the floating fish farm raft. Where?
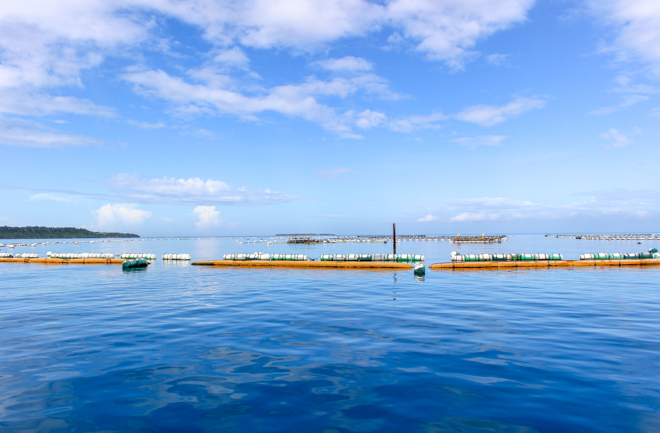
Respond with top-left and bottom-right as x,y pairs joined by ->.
193,260 -> 413,269
546,234 -> 658,241
430,250 -> 660,270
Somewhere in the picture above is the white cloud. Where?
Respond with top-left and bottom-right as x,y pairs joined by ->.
386,0 -> 534,68
0,0 -> 536,139
417,214 -> 439,223
193,205 -> 222,229
355,110 -> 387,129
211,47 -> 251,68
94,203 -> 151,228
318,56 -> 373,72
589,76 -> 657,115
108,173 -> 297,206
389,112 -> 446,132
420,192 -> 659,223
589,0 -> 660,75
486,53 -> 510,66
0,91 -> 114,117
30,193 -> 74,202
600,128 -> 632,148
0,0 -> 536,88
589,94 -> 649,115
451,135 -> 506,147
127,120 -> 166,129
0,117 -> 99,148
450,212 -> 500,222
123,68 -> 401,137
455,97 -> 546,126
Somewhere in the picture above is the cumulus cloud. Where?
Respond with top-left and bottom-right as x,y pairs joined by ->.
455,97 -> 546,126
30,193 -> 74,202
355,109 -> 387,129
0,117 -> 99,148
0,0 -> 537,139
123,68 -> 400,137
193,205 -> 222,229
600,128 -> 632,148
486,53 -> 510,66
127,120 -> 166,129
0,0 -> 533,92
449,212 -> 500,222
420,193 -> 658,223
451,135 -> 506,147
389,112 -> 446,132
108,173 -> 297,206
386,0 -> 534,68
0,92 -> 114,117
417,214 -> 439,223
589,0 -> 660,76
94,203 -> 151,228
589,76 -> 657,115
318,56 -> 373,72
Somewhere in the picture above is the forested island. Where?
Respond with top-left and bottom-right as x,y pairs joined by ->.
0,226 -> 139,239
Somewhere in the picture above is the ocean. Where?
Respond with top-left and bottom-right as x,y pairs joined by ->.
1,235 -> 659,432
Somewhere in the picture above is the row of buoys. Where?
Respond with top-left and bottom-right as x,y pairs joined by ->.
120,253 -> 156,260
223,253 -> 309,261
548,234 -> 656,240
48,252 -> 115,259
162,254 -> 191,260
320,253 -> 424,262
580,251 -> 659,260
451,252 -> 563,262
221,253 -> 426,262
0,253 -> 14,258
14,253 -> 39,258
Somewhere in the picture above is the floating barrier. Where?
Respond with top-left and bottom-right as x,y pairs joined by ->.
120,253 -> 156,260
397,254 -> 411,263
192,260 -> 412,269
14,253 -> 39,258
0,253 -> 13,258
430,259 -> 660,270
48,253 -> 115,259
162,254 -> 191,260
122,259 -> 150,269
452,253 -> 563,262
580,251 -> 659,260
0,257 -> 127,265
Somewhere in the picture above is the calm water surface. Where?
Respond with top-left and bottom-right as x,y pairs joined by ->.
1,235 -> 659,432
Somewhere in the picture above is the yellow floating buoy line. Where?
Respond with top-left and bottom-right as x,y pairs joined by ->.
431,249 -> 660,270
0,257 -> 127,264
429,259 -> 660,270
193,252 -> 424,269
192,260 -> 413,269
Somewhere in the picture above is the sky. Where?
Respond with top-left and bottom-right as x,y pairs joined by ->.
0,0 -> 659,236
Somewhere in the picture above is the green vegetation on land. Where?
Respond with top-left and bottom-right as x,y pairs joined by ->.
0,226 -> 139,239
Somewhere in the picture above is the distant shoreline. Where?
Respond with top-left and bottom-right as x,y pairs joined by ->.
0,226 -> 139,239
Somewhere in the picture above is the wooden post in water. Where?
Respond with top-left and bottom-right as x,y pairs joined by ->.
393,223 -> 396,255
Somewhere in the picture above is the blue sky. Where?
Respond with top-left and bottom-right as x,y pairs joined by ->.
1,0 -> 659,236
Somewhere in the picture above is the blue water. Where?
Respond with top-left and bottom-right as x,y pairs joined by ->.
1,236 -> 659,432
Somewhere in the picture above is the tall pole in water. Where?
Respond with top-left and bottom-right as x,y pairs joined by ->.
393,223 -> 396,255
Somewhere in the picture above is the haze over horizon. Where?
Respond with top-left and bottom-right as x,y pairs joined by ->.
1,0 -> 659,237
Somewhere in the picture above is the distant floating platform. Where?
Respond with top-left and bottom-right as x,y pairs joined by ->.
429,259 -> 660,270
0,258 -> 127,265
192,260 -> 413,269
